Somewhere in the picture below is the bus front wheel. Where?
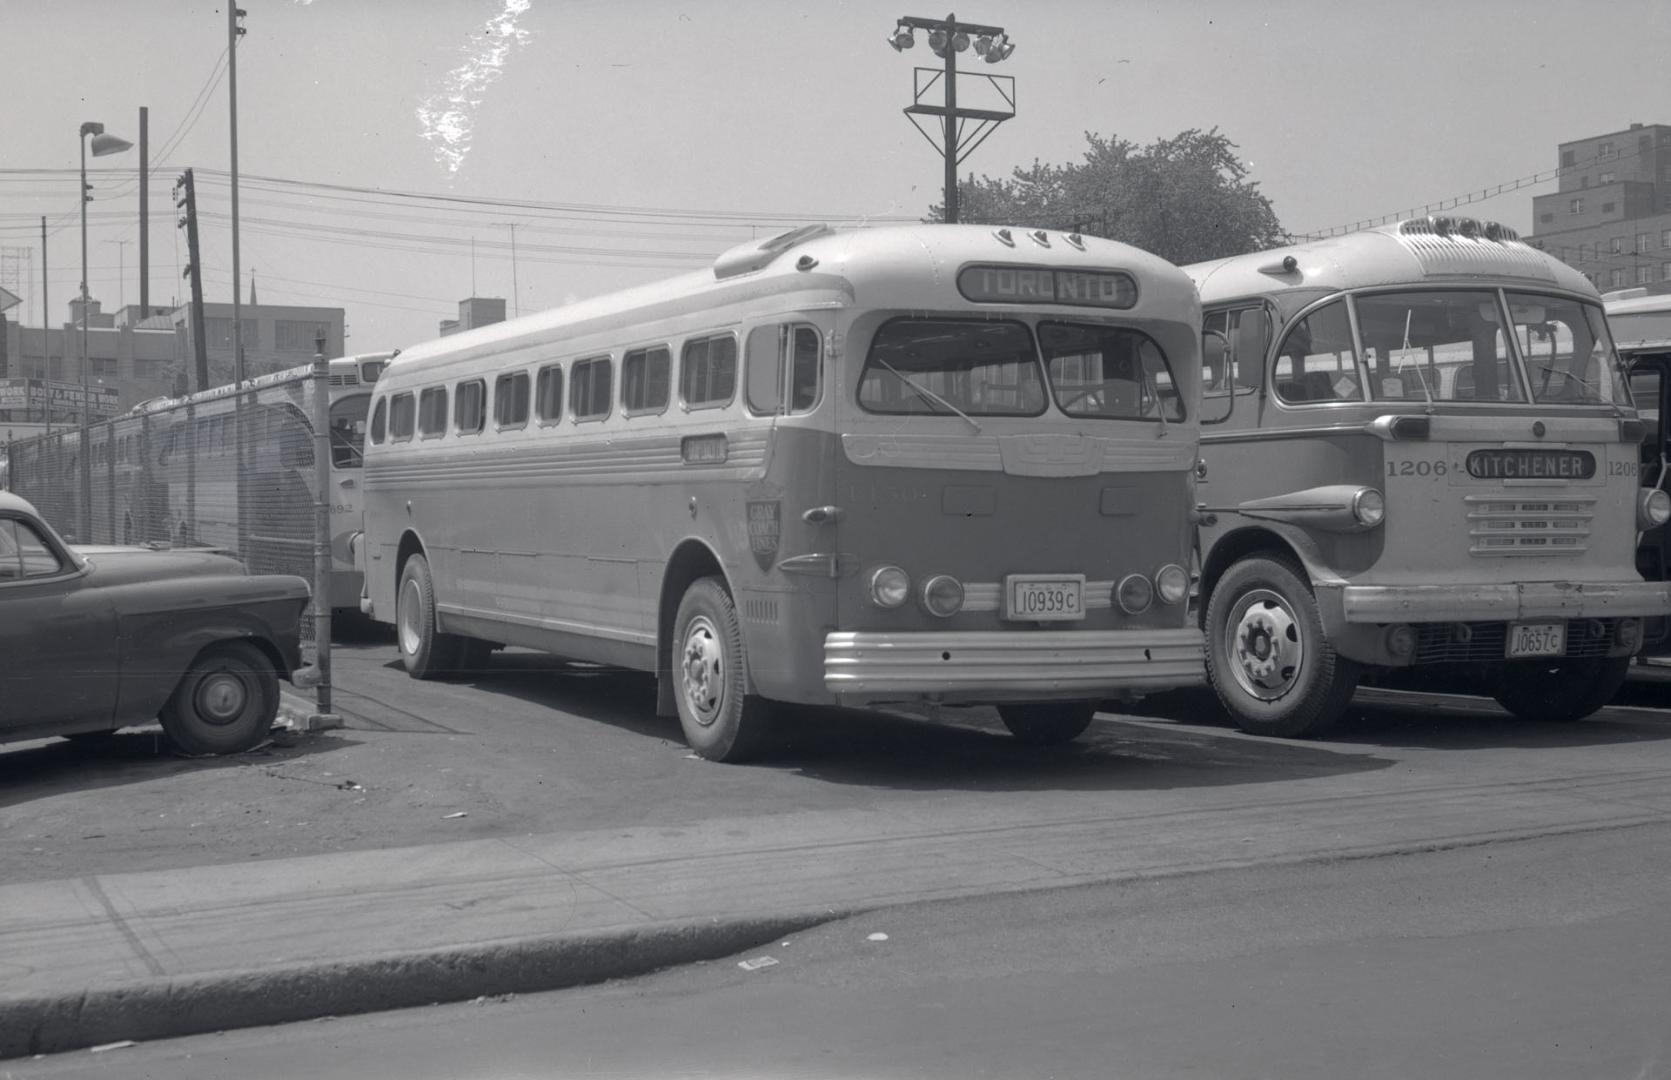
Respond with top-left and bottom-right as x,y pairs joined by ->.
997,702 -> 1097,746
397,553 -> 465,680
672,577 -> 773,763
1206,555 -> 1358,738
1493,655 -> 1630,722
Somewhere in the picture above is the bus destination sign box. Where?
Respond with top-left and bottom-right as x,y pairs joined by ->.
957,265 -> 1138,310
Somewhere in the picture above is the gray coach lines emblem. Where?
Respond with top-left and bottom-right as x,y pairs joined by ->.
747,499 -> 781,571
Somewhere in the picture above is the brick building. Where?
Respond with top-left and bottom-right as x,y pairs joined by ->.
1528,122 -> 1671,296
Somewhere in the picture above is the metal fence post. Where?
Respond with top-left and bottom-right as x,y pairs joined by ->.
301,331 -> 339,730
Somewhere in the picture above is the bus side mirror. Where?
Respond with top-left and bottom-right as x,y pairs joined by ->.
1233,309 -> 1272,394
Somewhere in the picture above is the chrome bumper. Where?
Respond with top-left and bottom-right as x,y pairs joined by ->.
824,627 -> 1205,703
1340,580 -> 1671,623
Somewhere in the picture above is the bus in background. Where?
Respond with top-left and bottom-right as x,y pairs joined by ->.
1605,289 -> 1671,654
1185,217 -> 1671,738
133,351 -> 393,614
360,223 -> 1206,762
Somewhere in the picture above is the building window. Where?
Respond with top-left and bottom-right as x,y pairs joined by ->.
570,357 -> 612,420
1638,266 -> 1654,285
275,320 -> 331,352
621,346 -> 671,415
1602,201 -> 1617,214
1612,269 -> 1626,288
493,371 -> 530,429
203,317 -> 259,349
1599,171 -> 1615,184
1662,229 -> 1671,249
1599,140 -> 1615,159
1562,149 -> 1576,167
1638,233 -> 1652,253
1662,262 -> 1671,282
1539,212 -> 1554,225
1612,237 -> 1624,254
1569,198 -> 1584,214
680,334 -> 738,409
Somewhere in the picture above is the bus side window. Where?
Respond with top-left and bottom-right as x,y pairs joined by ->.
535,365 -> 563,424
455,379 -> 486,436
788,326 -> 821,413
389,392 -> 416,442
494,371 -> 530,430
745,325 -> 784,415
369,398 -> 387,445
744,324 -> 822,416
1274,300 -> 1361,404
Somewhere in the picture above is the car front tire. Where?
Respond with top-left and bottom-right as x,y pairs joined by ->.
159,640 -> 280,755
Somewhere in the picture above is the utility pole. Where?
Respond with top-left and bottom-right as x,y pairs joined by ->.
139,105 -> 150,312
229,4 -> 246,387
175,170 -> 210,391
39,216 -> 49,433
886,13 -> 1016,225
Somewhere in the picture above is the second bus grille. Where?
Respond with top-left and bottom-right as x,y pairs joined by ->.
1465,495 -> 1594,556
1414,619 -> 1621,663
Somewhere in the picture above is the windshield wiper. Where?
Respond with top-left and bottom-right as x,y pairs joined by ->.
874,357 -> 983,433
1396,310 -> 1436,413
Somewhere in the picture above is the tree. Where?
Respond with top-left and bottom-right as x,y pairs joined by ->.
929,128 -> 1287,265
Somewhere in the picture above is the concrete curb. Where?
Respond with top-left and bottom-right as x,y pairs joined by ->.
0,913 -> 833,1060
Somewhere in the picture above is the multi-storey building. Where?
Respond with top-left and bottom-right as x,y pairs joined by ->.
1529,122 -> 1671,296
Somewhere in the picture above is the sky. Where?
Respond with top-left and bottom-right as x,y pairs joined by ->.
1,0 -> 1667,355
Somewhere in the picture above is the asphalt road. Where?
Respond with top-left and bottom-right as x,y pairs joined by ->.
13,822 -> 1671,1080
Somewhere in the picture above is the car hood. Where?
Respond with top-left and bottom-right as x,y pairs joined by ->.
76,546 -> 251,586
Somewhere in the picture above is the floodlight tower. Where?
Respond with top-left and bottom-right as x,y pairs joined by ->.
886,13 -> 1016,224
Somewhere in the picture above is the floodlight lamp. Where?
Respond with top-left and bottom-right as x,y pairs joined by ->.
974,35 -> 992,56
927,28 -> 948,55
90,133 -> 133,157
985,33 -> 1014,62
887,23 -> 914,50
952,31 -> 970,52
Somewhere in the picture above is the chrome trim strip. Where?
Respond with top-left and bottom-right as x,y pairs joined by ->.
1339,581 -> 1671,623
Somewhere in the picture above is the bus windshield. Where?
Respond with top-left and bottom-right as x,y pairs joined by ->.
1357,290 -> 1524,403
1040,321 -> 1183,421
859,319 -> 1047,417
329,392 -> 372,468
1507,292 -> 1632,407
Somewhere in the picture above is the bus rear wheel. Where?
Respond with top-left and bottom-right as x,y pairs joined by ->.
1206,555 -> 1358,738
997,702 -> 1097,746
672,577 -> 773,763
397,553 -> 466,679
1493,655 -> 1630,722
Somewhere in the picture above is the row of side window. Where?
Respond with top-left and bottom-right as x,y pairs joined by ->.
370,324 -> 822,445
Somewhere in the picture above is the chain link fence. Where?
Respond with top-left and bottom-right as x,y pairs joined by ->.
6,365 -> 335,721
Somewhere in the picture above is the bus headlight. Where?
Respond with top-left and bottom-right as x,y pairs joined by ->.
1638,488 -> 1671,529
1115,573 -> 1154,614
869,565 -> 911,609
1155,564 -> 1189,605
1352,487 -> 1386,528
921,575 -> 965,617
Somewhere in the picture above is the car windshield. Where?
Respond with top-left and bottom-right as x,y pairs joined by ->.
1507,292 -> 1632,407
1355,290 -> 1526,403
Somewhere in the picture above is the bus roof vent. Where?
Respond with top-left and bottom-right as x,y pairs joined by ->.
1394,217 -> 1553,282
713,224 -> 832,280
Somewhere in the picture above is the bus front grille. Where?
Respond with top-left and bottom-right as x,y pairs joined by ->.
1414,619 -> 1621,663
1465,495 -> 1594,556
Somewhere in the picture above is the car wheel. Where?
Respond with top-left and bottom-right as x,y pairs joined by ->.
159,641 -> 280,755
996,701 -> 1097,746
1493,655 -> 1631,722
397,553 -> 464,679
672,577 -> 773,763
1206,555 -> 1358,738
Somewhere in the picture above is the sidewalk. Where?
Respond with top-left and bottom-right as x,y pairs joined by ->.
7,722 -> 1671,1059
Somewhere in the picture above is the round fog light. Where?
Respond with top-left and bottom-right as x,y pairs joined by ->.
869,565 -> 910,609
1618,618 -> 1643,651
922,575 -> 964,617
1115,573 -> 1153,614
1386,623 -> 1416,660
1639,488 -> 1671,529
1155,563 -> 1189,605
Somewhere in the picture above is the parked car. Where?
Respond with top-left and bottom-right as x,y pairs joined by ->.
0,491 -> 312,754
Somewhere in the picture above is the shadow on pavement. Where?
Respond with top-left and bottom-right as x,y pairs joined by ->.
0,728 -> 361,809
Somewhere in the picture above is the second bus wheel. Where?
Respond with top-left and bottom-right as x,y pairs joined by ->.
672,577 -> 774,763
1205,555 -> 1359,738
1493,655 -> 1631,722
996,702 -> 1098,746
396,553 -> 465,679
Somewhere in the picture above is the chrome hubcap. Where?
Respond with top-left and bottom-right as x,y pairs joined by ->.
398,577 -> 423,656
680,615 -> 724,728
1228,588 -> 1304,701
196,671 -> 248,726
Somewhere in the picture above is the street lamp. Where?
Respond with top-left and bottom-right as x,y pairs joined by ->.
887,13 -> 1015,225
78,121 -> 132,541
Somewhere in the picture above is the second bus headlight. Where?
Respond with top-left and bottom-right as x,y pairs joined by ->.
1155,564 -> 1189,605
1639,488 -> 1671,529
921,575 -> 965,617
869,565 -> 911,608
1115,573 -> 1154,614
